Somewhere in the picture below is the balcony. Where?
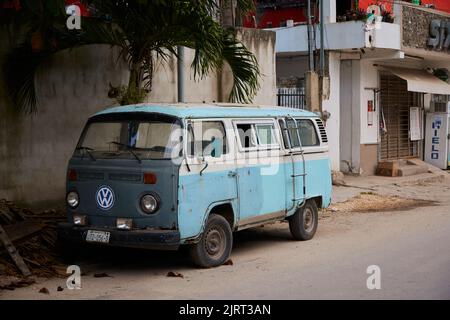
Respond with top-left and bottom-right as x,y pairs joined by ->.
275,21 -> 401,54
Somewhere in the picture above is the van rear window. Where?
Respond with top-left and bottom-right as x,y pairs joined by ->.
281,119 -> 320,148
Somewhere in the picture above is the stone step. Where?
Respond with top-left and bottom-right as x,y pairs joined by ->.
377,159 -> 430,177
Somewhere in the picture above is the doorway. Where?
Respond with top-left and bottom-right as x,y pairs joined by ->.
379,73 -> 424,160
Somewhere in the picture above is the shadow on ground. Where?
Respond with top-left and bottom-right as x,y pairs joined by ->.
63,222 -> 294,273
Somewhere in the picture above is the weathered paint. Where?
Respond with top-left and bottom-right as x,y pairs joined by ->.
67,103 -> 332,247
177,157 -> 331,241
95,103 -> 318,119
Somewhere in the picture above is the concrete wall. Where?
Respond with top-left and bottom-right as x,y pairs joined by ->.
0,28 -> 276,206
322,52 -> 340,171
339,58 -> 361,174
276,55 -> 309,79
147,28 -> 277,106
359,60 -> 379,145
339,58 -> 382,175
0,42 -> 129,206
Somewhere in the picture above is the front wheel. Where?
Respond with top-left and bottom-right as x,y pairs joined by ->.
190,214 -> 233,268
289,200 -> 318,241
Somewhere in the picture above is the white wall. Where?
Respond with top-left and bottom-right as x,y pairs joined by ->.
322,52 -> 340,171
359,60 -> 379,144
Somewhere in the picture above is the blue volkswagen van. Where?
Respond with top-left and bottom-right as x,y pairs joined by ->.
58,104 -> 332,267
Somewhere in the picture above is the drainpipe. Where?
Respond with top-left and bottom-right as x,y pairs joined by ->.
319,0 -> 325,76
307,0 -> 314,71
177,46 -> 185,103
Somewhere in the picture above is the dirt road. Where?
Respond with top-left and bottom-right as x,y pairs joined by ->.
2,176 -> 450,300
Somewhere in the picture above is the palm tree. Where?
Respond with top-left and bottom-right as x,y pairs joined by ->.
3,0 -> 259,113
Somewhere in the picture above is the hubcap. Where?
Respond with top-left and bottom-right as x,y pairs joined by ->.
204,227 -> 226,259
303,208 -> 315,233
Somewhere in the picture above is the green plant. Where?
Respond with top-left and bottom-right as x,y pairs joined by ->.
3,0 -> 260,113
113,85 -> 148,106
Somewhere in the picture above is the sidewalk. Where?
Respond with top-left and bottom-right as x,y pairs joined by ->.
332,168 -> 450,204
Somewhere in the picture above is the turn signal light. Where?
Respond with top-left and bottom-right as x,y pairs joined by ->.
73,214 -> 87,226
68,169 -> 77,181
143,172 -> 157,184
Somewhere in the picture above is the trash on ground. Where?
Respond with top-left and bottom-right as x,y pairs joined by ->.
39,287 -> 50,294
167,271 -> 184,278
93,273 -> 111,278
0,276 -> 36,290
0,199 -> 67,284
223,259 -> 233,266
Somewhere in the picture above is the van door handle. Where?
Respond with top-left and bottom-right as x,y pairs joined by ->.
228,171 -> 237,178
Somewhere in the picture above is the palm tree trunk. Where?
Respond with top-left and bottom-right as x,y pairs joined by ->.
128,61 -> 143,95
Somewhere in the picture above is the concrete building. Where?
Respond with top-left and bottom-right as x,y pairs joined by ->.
275,0 -> 450,175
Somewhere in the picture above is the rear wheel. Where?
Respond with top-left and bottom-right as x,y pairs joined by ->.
190,214 -> 232,268
289,200 -> 318,241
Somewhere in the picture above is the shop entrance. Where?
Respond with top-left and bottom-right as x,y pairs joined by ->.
379,73 -> 423,160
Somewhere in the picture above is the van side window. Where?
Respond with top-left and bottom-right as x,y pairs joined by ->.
286,120 -> 301,148
236,122 -> 279,150
281,119 -> 320,148
255,124 -> 277,146
188,121 -> 227,157
236,124 -> 257,148
298,119 -> 320,146
278,120 -> 290,149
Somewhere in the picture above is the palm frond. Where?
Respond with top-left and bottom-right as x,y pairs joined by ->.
4,45 -> 53,114
221,32 -> 260,103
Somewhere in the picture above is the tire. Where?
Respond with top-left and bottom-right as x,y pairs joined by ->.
289,200 -> 318,241
190,214 -> 233,268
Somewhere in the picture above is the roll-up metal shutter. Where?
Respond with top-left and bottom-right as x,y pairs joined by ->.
380,73 -> 422,160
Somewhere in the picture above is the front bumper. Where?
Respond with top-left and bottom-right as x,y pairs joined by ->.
57,223 -> 180,250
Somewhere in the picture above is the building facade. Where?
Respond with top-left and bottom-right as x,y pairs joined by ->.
276,0 -> 450,175
244,0 -> 450,29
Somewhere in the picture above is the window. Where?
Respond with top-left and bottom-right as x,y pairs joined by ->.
236,124 -> 257,149
298,120 -> 320,147
77,118 -> 182,160
187,121 -> 227,158
255,124 -> 276,146
236,122 -> 279,150
280,118 -> 320,148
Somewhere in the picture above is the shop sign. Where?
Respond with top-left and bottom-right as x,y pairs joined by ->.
430,116 -> 443,160
428,19 -> 450,51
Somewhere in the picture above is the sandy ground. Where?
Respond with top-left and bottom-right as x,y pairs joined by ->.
1,174 -> 450,300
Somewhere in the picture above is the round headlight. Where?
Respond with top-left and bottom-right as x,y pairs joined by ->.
140,194 -> 158,213
67,191 -> 79,208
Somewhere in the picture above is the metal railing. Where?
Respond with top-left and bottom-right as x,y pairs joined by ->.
277,87 -> 306,110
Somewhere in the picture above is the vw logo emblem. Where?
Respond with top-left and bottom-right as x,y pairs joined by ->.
96,186 -> 115,210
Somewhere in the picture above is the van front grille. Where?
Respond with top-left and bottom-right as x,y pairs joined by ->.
315,119 -> 328,143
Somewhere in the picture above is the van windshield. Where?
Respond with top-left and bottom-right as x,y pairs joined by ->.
75,115 -> 183,160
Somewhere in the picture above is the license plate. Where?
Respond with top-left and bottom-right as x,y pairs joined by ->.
86,230 -> 110,243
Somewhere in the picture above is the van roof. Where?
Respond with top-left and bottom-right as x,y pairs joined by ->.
93,103 -> 318,119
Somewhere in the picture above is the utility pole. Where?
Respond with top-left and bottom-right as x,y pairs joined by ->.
307,0 -> 314,71
177,46 -> 185,103
319,0 -> 325,76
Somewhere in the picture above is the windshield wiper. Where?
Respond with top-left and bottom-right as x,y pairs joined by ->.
107,141 -> 142,164
76,146 -> 96,161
